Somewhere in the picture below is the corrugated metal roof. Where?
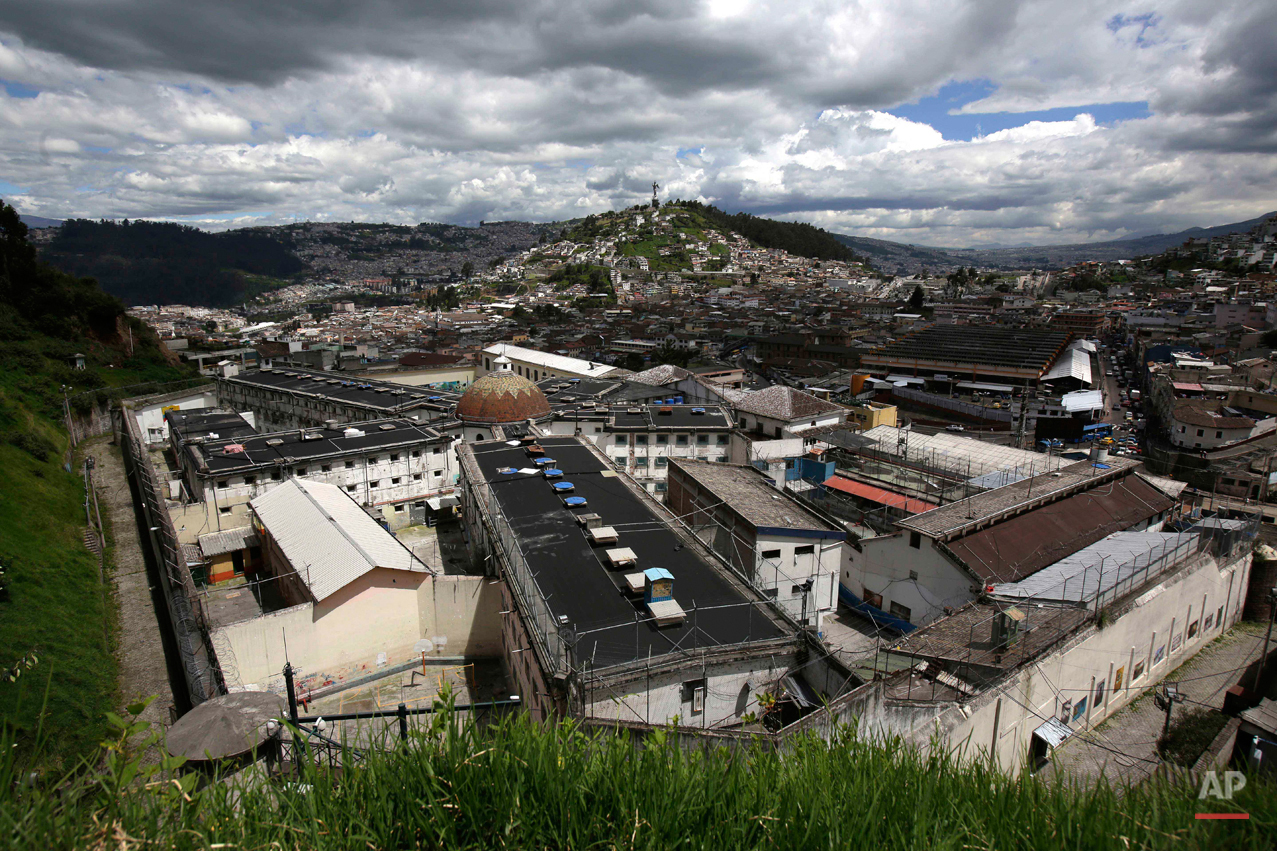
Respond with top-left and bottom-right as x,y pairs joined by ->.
198,526 -> 259,557
250,479 -> 429,601
991,531 -> 1197,604
1043,344 -> 1093,385
822,476 -> 936,514
1034,718 -> 1073,749
944,474 -> 1174,584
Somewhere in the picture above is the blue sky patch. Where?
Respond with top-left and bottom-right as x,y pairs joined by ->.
2,79 -> 38,98
889,80 -> 1150,141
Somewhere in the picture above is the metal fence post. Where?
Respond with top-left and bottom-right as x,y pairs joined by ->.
398,703 -> 409,740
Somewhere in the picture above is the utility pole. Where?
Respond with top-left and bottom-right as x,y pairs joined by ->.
1253,586 -> 1277,695
1155,682 -> 1185,741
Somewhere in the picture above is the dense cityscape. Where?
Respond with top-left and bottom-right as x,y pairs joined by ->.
3,1 -> 1277,848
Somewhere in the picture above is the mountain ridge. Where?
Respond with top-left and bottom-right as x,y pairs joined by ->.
833,210 -> 1277,273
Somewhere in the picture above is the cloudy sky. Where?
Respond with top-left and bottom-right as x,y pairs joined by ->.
1,1 -> 1274,246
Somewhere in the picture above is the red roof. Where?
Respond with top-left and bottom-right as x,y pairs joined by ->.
823,476 -> 935,514
1172,382 -> 1203,392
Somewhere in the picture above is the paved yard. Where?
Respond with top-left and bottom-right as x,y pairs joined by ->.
1043,621 -> 1267,787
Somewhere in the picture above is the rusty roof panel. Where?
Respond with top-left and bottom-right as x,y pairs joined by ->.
945,474 -> 1174,584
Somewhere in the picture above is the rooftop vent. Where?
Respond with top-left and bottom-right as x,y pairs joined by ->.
378,424 -> 396,431
343,428 -> 366,438
265,438 -> 284,447
658,406 -> 673,415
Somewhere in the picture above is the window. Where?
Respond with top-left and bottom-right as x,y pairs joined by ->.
271,470 -> 282,481
716,455 -> 729,462
656,434 -> 669,445
635,457 -> 648,467
1216,431 -> 1222,439
697,435 -> 709,445
655,457 -> 668,467
391,477 -> 401,485
433,470 -> 443,478
1196,429 -> 1204,437
791,585 -> 806,597
716,434 -> 729,445
774,427 -> 782,438
676,435 -> 689,445
345,460 -> 355,468
889,601 -> 912,623
635,435 -> 648,445
412,450 -> 421,458
655,482 -> 667,493
909,531 -> 921,549
863,588 -> 883,609
432,447 -> 443,455
795,545 -> 814,556
413,473 -> 423,481
321,464 -> 331,472
216,480 -> 228,489
369,480 -> 380,488
368,456 -> 380,465
390,453 -> 400,461
219,506 -> 232,515
761,549 -> 781,560
616,435 -> 628,445
295,467 -> 307,476
244,475 -> 256,485
615,457 -> 626,467
594,426 -> 603,433
346,485 -> 357,492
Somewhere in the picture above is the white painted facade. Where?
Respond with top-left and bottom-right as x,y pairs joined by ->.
212,572 -> 503,692
132,388 -> 219,445
940,548 -> 1252,775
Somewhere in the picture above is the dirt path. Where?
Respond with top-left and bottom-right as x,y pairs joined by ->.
83,435 -> 176,737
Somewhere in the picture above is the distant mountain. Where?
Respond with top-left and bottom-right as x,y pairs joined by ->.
834,210 -> 1277,273
19,214 -> 62,228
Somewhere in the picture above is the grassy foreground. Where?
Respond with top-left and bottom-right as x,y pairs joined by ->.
3,701 -> 1273,851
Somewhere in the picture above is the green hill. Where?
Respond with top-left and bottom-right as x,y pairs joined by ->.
565,201 -> 859,270
41,218 -> 307,308
0,201 -> 197,764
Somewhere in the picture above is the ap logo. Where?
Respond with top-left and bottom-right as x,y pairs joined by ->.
1198,770 -> 1246,800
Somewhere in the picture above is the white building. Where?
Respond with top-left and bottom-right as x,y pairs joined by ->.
479,343 -> 623,382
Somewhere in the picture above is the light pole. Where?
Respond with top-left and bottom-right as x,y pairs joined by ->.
1155,682 -> 1185,741
1253,586 -> 1277,696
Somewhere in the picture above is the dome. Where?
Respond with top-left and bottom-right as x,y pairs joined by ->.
456,364 -> 551,424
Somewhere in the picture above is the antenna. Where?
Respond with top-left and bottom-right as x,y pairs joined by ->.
282,627 -> 290,665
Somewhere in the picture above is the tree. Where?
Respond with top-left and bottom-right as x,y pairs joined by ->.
460,260 -> 475,279
908,285 -> 926,312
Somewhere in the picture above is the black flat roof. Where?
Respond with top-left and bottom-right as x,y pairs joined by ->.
611,405 -> 733,430
226,368 -> 461,414
191,419 -> 454,474
470,437 -> 786,669
167,410 -> 258,443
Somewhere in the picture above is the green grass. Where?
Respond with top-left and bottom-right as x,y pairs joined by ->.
0,435 -> 116,765
3,700 -> 1274,850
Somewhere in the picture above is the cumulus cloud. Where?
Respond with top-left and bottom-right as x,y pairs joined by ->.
0,0 -> 1273,246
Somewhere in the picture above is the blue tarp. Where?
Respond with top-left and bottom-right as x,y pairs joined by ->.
838,587 -> 916,634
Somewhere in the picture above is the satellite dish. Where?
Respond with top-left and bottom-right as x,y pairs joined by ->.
413,638 -> 434,654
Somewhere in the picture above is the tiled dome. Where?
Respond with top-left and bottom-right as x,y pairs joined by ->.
456,362 -> 551,424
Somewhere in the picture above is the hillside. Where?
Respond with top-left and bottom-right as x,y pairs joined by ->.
835,210 -> 1277,273
563,201 -> 860,272
41,219 -> 308,308
0,201 -> 196,763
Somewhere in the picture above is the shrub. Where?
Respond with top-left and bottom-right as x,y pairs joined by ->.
1158,707 -> 1228,766
8,430 -> 56,462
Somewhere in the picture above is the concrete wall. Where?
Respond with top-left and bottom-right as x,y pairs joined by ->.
846,534 -> 974,627
359,366 -> 476,388
938,549 -> 1251,775
586,653 -> 795,728
133,388 -> 218,445
212,572 -> 502,691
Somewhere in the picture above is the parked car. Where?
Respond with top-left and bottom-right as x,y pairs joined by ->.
946,424 -> 965,432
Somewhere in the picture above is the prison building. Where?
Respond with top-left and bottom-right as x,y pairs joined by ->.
216,367 -> 462,431
665,458 -> 845,628
177,418 -> 461,532
540,403 -> 736,497
860,324 -> 1074,387
458,435 -> 854,726
479,342 -> 625,381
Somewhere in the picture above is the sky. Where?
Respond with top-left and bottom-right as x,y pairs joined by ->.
0,1 -> 1274,247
